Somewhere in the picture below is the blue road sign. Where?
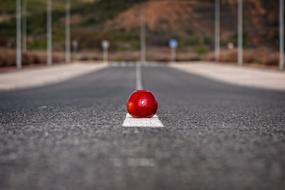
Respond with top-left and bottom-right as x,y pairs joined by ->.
169,39 -> 178,49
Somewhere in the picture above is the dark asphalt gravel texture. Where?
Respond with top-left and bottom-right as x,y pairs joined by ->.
0,64 -> 285,190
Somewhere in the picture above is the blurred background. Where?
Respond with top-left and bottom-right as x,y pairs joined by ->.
0,0 -> 281,67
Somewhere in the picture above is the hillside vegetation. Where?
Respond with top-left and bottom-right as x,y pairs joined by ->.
0,0 -> 279,52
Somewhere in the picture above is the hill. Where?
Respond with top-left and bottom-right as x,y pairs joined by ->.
0,0 -> 279,51
102,0 -> 278,49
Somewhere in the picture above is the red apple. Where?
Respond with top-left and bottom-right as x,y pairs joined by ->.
127,90 -> 158,118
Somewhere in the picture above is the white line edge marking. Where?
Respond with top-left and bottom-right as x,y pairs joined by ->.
122,113 -> 164,128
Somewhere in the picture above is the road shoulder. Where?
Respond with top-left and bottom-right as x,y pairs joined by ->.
0,62 -> 107,91
170,62 -> 285,91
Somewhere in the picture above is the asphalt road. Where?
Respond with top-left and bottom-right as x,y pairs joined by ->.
0,64 -> 285,190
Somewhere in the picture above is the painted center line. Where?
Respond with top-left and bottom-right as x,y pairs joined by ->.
122,63 -> 164,128
136,63 -> 143,90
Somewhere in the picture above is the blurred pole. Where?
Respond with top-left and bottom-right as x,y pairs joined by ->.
101,40 -> 109,64
238,0 -> 243,66
171,48 -> 176,63
280,0 -> 284,70
16,0 -> 22,69
215,0 -> 220,62
65,0 -> 71,64
47,0 -> 52,66
22,0 -> 27,52
72,40 -> 78,60
140,10 -> 146,64
103,48 -> 108,64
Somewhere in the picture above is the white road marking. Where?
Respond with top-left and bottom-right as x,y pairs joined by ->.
111,157 -> 155,167
111,62 -> 119,67
122,113 -> 164,128
110,62 -> 136,67
136,63 -> 143,90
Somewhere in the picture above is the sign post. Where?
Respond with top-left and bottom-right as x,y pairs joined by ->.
65,0 -> 71,64
23,0 -> 27,53
140,12 -> 146,64
237,0 -> 243,66
280,0 -> 284,70
169,39 -> 178,63
47,0 -> 52,66
72,40 -> 78,60
16,0 -> 22,69
215,0 -> 220,62
101,40 -> 110,64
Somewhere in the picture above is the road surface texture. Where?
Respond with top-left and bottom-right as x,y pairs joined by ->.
0,63 -> 285,190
